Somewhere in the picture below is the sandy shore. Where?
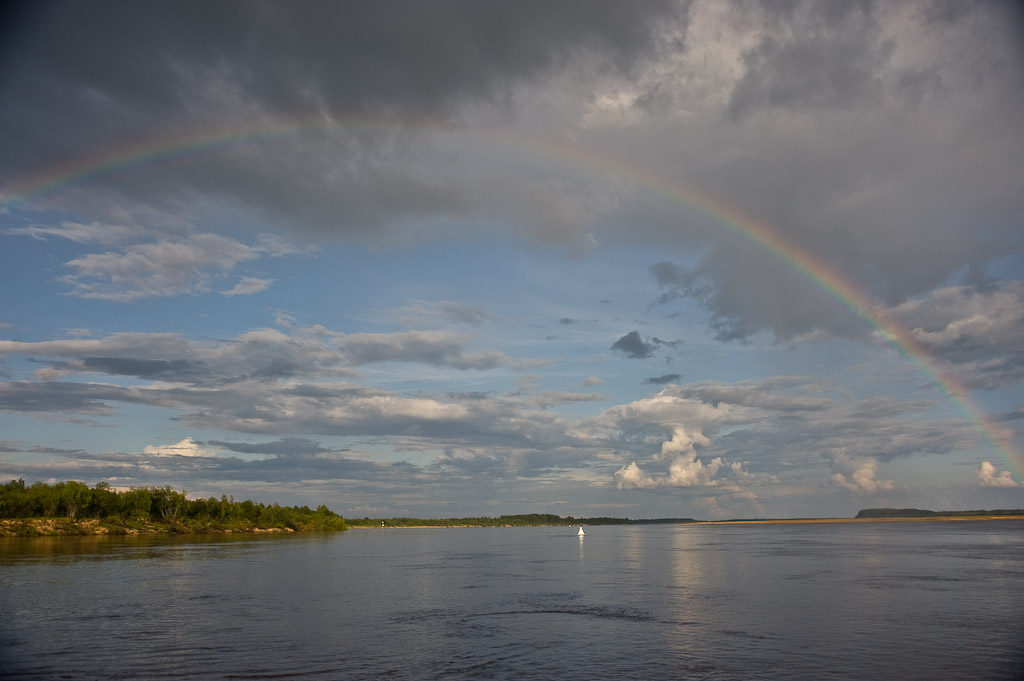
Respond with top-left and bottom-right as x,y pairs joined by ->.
696,515 -> 1024,525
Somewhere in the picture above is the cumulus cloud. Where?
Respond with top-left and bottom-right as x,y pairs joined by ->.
143,437 -> 216,458
975,461 -> 1019,488
829,453 -> 894,494
613,427 -> 749,489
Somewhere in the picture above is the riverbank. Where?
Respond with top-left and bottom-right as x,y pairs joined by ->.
0,518 -> 341,537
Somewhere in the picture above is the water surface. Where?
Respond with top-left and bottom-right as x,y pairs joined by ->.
1,521 -> 1022,680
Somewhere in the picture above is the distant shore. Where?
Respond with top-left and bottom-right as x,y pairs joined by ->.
353,514 -> 1024,529
694,515 -> 1024,525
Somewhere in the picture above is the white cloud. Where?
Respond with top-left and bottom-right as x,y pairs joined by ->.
61,233 -> 259,301
613,427 -> 741,489
975,461 -> 1019,488
222,276 -> 273,297
7,220 -> 143,244
143,437 -> 216,458
829,453 -> 894,493
254,233 -> 319,257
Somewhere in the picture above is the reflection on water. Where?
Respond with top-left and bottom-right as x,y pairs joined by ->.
0,531 -> 306,564
1,522 -> 1022,680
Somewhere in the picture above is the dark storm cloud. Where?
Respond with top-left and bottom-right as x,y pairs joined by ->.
619,1 -> 1024,346
726,2 -> 884,120
2,1 -> 675,113
0,0 -> 678,236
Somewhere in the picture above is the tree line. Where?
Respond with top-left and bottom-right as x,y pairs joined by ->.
0,479 -> 347,532
346,513 -> 697,527
855,507 -> 1024,519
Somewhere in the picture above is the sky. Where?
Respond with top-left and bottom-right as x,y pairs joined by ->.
1,0 -> 1023,520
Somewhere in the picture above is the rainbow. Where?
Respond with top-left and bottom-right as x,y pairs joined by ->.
3,116 -> 1021,477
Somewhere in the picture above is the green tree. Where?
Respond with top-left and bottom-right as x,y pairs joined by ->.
151,486 -> 186,522
60,481 -> 91,520
32,481 -> 60,517
0,479 -> 32,518
90,482 -> 121,518
123,487 -> 152,519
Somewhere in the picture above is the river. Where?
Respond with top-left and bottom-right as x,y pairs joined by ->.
1,520 -> 1022,680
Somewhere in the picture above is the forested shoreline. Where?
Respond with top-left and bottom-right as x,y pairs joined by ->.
0,479 -> 347,536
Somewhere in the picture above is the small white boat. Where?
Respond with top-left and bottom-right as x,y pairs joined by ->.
577,526 -> 585,536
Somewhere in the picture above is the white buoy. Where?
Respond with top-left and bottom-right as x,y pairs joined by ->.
577,526 -> 585,537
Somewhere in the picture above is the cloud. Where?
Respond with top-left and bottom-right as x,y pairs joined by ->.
329,329 -> 511,369
393,300 -> 495,327
0,1 -> 678,238
254,233 -> 318,257
61,233 -> 260,301
207,437 -> 332,457
0,326 -> 519,390
975,461 -> 1019,488
611,331 -> 655,358
6,220 -> 144,244
726,5 -> 885,120
610,331 -> 678,359
644,373 -> 681,385
885,282 -> 1024,389
651,255 -> 867,343
613,427 -> 751,489
829,453 -> 894,494
143,437 -> 216,458
222,276 -> 273,297
0,381 -> 136,416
